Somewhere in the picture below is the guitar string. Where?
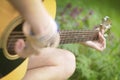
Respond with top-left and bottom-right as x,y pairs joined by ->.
7,31 -> 98,46
8,31 -> 98,40
7,31 -> 98,52
7,32 -> 97,43
8,33 -> 97,39
7,38 -> 98,52
7,35 -> 97,52
9,31 -> 98,36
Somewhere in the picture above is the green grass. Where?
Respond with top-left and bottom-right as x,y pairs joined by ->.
56,0 -> 120,80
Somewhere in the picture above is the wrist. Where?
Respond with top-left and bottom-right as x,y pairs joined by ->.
23,20 -> 60,51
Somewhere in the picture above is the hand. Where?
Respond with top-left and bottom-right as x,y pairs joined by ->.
81,25 -> 106,51
83,32 -> 106,51
14,21 -> 60,58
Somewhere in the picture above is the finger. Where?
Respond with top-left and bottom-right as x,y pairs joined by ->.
98,32 -> 104,42
85,41 -> 103,51
98,32 -> 106,49
14,39 -> 35,58
23,21 -> 32,36
14,39 -> 26,55
100,25 -> 105,34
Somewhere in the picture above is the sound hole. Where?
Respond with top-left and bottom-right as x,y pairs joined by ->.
7,23 -> 25,55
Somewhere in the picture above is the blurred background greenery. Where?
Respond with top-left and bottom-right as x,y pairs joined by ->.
56,0 -> 120,80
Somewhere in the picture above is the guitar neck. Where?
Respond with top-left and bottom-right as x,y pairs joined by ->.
8,30 -> 99,44
7,30 -> 99,54
60,30 -> 99,44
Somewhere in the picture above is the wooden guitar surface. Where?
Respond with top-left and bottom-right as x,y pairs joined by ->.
0,0 -> 111,80
0,0 -> 56,80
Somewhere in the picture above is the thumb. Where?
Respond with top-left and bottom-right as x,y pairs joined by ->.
14,39 -> 34,58
14,39 -> 27,58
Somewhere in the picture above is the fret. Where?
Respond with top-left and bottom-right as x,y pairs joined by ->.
59,30 -> 98,44
6,30 -> 99,54
7,30 -> 98,45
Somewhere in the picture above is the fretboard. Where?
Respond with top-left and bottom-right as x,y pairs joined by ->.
7,30 -> 99,54
8,30 -> 99,45
59,30 -> 98,44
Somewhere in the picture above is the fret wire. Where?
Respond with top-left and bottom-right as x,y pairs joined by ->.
10,32 -> 97,37
8,36 -> 95,47
10,31 -> 96,34
7,30 -> 98,54
8,31 -> 97,39
60,36 -> 94,40
10,30 -> 98,33
60,32 -> 96,35
11,30 -> 97,32
60,38 -> 93,42
62,30 -> 97,31
8,31 -> 97,37
61,38 -> 92,41
60,32 -> 98,36
60,35 -> 96,44
9,36 -> 96,44
60,33 -> 97,37
60,31 -> 97,34
7,30 -> 98,50
60,32 -> 98,37
60,31 -> 98,34
7,34 -> 96,44
61,35 -> 96,40
9,31 -> 97,36
61,36 -> 94,42
60,32 -> 97,35
8,35 -> 94,42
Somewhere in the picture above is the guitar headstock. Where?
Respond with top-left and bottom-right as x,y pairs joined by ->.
101,16 -> 111,32
95,16 -> 111,37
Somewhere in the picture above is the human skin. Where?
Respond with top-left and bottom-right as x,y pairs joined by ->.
8,0 -> 106,80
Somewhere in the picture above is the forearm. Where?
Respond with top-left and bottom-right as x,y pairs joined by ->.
8,0 -> 57,36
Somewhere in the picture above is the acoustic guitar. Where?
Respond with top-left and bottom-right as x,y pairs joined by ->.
0,0 -> 111,80
0,0 -> 56,80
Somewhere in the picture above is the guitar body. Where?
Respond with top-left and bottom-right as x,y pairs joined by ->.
0,0 -> 56,80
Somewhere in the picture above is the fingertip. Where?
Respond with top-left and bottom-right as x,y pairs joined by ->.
14,39 -> 25,53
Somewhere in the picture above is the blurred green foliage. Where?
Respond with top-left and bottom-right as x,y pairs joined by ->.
56,0 -> 120,80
